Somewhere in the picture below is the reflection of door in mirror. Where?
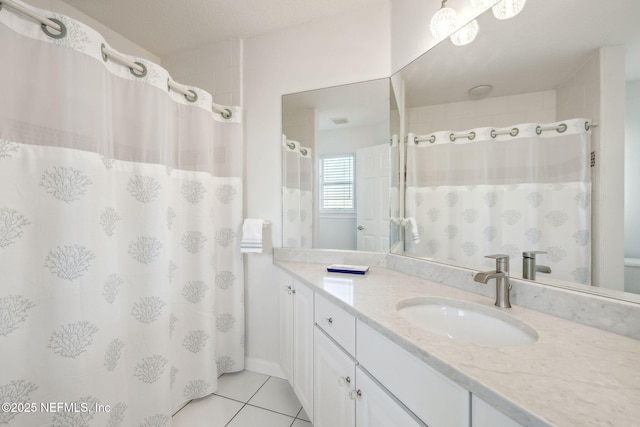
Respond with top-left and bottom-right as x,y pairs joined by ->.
316,124 -> 389,250
356,144 -> 390,252
281,79 -> 391,251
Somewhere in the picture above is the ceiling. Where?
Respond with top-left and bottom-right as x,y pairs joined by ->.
62,0 -> 382,57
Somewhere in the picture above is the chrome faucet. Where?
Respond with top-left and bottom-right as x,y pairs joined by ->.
474,254 -> 511,308
522,251 -> 551,280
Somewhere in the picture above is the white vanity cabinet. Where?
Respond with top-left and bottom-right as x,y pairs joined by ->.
314,327 -> 355,427
278,273 -> 294,381
354,366 -> 425,427
315,293 -> 356,356
279,267 -> 522,427
314,295 -> 425,427
472,395 -> 524,427
278,273 -> 314,421
314,326 -> 425,427
357,320 -> 470,427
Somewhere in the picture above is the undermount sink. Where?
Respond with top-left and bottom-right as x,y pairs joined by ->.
397,297 -> 538,348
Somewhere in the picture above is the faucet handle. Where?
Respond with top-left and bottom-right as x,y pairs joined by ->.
523,251 -> 546,259
485,254 -> 509,260
485,254 -> 510,273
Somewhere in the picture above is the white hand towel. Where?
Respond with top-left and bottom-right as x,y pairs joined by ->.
407,217 -> 421,244
241,219 -> 264,253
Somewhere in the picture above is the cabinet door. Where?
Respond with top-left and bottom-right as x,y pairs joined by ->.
314,327 -> 355,427
472,395 -> 523,427
357,321 -> 469,427
278,273 -> 294,383
293,281 -> 314,421
355,366 -> 425,427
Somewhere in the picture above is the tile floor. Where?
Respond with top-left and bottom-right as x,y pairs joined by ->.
172,370 -> 313,427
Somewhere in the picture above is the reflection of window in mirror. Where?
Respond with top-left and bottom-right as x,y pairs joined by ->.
319,154 -> 356,213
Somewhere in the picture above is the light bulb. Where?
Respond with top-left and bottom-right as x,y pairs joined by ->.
430,6 -> 458,40
492,0 -> 526,20
450,19 -> 479,46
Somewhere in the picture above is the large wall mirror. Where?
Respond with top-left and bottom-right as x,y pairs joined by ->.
280,0 -> 640,303
281,79 -> 397,251
396,0 -> 640,298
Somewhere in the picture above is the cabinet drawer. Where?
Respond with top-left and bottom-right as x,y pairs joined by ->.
357,320 -> 469,427
315,293 -> 356,356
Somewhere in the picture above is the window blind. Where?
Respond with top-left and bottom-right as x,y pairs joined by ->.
320,154 -> 355,211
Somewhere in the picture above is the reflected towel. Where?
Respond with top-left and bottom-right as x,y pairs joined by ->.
407,217 -> 421,244
241,219 -> 264,253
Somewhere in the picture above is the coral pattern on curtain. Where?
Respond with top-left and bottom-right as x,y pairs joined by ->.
0,1 -> 243,426
405,119 -> 591,284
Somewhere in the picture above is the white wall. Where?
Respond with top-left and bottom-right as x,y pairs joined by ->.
407,90 -> 556,134
161,39 -> 242,107
593,46 -> 626,291
243,1 -> 390,374
282,108 -> 316,151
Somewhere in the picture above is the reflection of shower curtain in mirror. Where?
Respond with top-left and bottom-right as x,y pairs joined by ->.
406,119 -> 591,284
282,138 -> 313,248
299,151 -> 313,248
0,2 -> 244,425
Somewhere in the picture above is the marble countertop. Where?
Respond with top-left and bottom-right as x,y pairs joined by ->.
275,261 -> 640,427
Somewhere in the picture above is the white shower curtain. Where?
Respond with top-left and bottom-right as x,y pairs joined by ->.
406,119 -> 592,284
0,2 -> 243,425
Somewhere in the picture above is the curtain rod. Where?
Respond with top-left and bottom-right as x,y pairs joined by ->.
1,0 -> 232,120
410,121 -> 599,144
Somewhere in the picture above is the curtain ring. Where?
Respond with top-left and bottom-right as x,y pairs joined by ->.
490,129 -> 497,138
556,123 -> 567,133
535,125 -> 542,135
449,133 -> 456,142
221,108 -> 232,119
300,148 -> 308,156
510,127 -> 519,137
184,90 -> 198,103
41,17 -> 66,39
468,131 -> 476,141
415,135 -> 436,144
129,61 -> 147,78
101,43 -> 108,62
287,142 -> 296,150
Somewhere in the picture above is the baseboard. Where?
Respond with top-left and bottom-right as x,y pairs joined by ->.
245,357 -> 286,379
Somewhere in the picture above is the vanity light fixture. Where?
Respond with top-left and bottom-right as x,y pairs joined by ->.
492,0 -> 526,20
450,19 -> 479,46
469,0 -> 495,8
430,0 -> 458,40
